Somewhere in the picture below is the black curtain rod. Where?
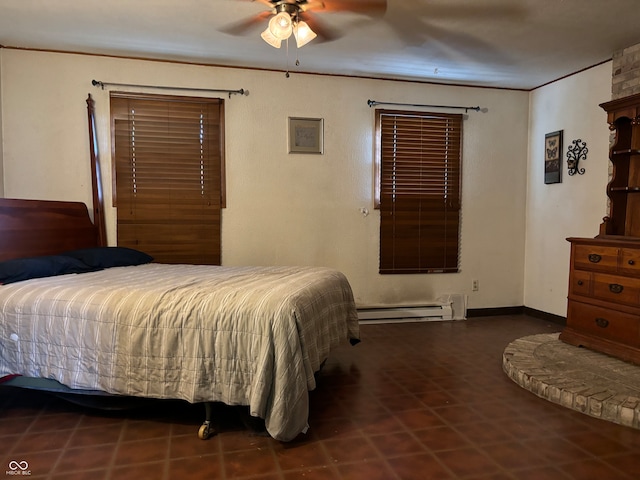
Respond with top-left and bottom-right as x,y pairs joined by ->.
367,99 -> 480,112
92,80 -> 248,98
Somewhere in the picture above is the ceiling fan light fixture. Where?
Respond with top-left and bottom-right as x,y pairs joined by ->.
268,11 -> 293,40
293,21 -> 317,48
260,26 -> 282,48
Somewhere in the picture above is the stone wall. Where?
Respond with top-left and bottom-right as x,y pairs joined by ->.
612,43 -> 640,99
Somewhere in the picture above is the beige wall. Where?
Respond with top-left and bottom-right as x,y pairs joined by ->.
524,62 -> 612,316
0,49 -> 4,196
1,49 -> 530,309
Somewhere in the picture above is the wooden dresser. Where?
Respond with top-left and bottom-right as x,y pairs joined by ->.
560,92 -> 640,365
561,237 -> 640,364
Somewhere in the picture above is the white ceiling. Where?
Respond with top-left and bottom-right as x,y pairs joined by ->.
1,0 -> 640,90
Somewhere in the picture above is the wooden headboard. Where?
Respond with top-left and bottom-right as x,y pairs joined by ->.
0,198 -> 99,262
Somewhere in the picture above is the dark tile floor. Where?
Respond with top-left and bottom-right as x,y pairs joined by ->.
2,314 -> 640,479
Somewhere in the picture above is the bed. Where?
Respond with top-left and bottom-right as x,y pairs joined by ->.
0,198 -> 360,442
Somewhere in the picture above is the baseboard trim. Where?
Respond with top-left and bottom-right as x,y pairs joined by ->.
466,306 -> 566,326
466,306 -> 524,317
523,306 -> 566,326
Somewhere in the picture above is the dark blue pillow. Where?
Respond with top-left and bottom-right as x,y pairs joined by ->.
0,255 -> 96,285
62,247 -> 153,269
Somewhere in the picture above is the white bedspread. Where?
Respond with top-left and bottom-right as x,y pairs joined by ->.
0,264 -> 360,441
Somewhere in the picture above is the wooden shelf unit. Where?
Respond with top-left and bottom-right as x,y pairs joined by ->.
599,93 -> 640,238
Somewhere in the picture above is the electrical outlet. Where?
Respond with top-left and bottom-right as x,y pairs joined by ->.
472,279 -> 479,291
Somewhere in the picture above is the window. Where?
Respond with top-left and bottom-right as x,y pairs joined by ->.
110,93 -> 225,265
375,109 -> 462,274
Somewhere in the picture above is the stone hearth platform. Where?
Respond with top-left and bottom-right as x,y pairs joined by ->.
503,333 -> 640,429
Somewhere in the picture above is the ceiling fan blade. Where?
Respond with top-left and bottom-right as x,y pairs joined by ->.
320,0 -> 387,16
300,1 -> 326,12
417,4 -> 525,20
303,11 -> 342,43
220,11 -> 273,36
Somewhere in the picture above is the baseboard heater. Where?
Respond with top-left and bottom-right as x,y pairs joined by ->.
357,294 -> 466,324
358,304 -> 454,324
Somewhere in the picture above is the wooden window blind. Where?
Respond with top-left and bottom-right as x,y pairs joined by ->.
375,109 -> 462,274
110,92 -> 225,265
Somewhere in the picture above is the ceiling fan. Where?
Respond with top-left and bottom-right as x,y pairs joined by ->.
224,0 -> 388,48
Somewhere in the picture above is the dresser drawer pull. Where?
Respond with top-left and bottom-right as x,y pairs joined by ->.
595,317 -> 609,328
588,254 -> 602,263
629,260 -> 636,266
577,280 -> 584,286
609,283 -> 624,294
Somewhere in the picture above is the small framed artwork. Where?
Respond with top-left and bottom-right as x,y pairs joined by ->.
288,117 -> 323,154
544,130 -> 563,184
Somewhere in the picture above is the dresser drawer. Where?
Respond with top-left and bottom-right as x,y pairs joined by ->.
592,272 -> 640,306
573,244 -> 618,273
619,248 -> 640,276
569,270 -> 591,297
567,300 -> 640,344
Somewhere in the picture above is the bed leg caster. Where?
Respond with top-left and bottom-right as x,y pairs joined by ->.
197,402 -> 216,440
198,421 -> 214,440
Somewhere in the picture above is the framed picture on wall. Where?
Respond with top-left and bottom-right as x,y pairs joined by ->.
544,130 -> 563,184
288,117 -> 324,154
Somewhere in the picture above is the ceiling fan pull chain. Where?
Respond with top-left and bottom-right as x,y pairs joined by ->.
285,37 -> 290,78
